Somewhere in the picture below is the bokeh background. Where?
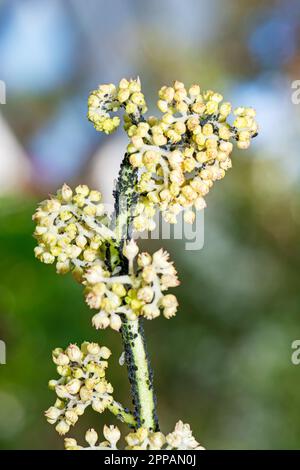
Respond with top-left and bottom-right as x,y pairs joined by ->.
0,0 -> 300,449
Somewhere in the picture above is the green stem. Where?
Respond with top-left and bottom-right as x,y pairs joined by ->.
111,153 -> 159,431
107,400 -> 136,428
113,153 -> 138,244
121,319 -> 158,430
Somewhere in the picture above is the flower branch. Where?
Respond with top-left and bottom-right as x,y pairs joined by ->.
33,76 -> 258,450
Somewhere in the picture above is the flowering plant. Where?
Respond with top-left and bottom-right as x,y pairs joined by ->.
33,78 -> 257,450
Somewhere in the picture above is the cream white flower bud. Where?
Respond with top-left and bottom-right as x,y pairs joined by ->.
74,404 -> 85,416
184,210 -> 195,224
61,183 -> 73,202
103,425 -> 121,446
123,239 -> 139,261
64,438 -> 78,450
161,294 -> 178,309
142,266 -> 156,284
41,252 -> 55,264
85,264 -> 106,284
87,342 -> 101,355
137,252 -> 152,267
48,380 -> 58,390
65,410 -> 79,425
65,379 -> 81,395
194,197 -> 207,211
92,398 -> 106,413
142,304 -> 160,319
92,312 -> 110,329
137,286 -> 154,303
85,428 -> 98,447
152,249 -> 170,269
100,346 -> 112,360
149,432 -> 166,449
163,306 -> 177,319
66,344 -> 82,362
55,420 -> 70,435
45,406 -> 61,423
55,385 -> 69,399
110,313 -> 122,331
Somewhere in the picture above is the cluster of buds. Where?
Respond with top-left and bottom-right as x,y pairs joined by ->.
65,425 -> 121,450
126,80 -> 258,228
45,342 -> 113,435
84,241 -> 179,331
124,243 -> 180,320
84,263 -> 129,331
126,420 -> 205,450
33,184 -> 113,280
88,78 -> 147,134
65,420 -> 204,451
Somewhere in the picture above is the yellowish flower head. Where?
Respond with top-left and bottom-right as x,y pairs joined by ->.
88,78 -> 147,134
45,342 -> 113,435
33,184 -> 111,280
84,243 -> 180,331
125,80 -> 258,228
88,78 -> 258,231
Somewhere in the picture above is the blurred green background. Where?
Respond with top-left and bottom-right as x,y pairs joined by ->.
0,0 -> 300,449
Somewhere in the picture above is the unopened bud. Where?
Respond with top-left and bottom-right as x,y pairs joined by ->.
123,239 -> 139,261
55,420 -> 70,435
103,425 -> 121,445
85,428 -> 98,447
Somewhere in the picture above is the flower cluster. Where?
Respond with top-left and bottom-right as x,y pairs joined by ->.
65,425 -> 121,450
84,241 -> 179,331
125,80 -> 258,228
33,184 -> 113,281
126,420 -> 205,450
36,78 -> 256,451
65,421 -> 205,451
164,420 -> 205,450
88,78 -> 147,134
45,342 -> 113,435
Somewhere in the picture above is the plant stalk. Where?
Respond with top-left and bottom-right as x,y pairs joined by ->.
111,153 -> 159,431
107,400 -> 136,428
121,318 -> 158,430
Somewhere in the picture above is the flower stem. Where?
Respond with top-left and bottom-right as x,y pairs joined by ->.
107,400 -> 136,428
121,318 -> 158,430
111,153 -> 159,431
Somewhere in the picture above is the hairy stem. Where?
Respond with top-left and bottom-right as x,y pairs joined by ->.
112,153 -> 159,431
107,400 -> 136,428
